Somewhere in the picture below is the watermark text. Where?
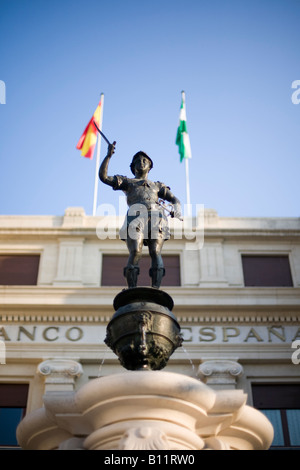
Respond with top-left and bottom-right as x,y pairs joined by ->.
96,200 -> 204,250
291,80 -> 300,104
291,340 -> 300,364
0,80 -> 6,104
0,339 -> 6,364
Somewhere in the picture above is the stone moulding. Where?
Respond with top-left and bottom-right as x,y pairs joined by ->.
17,370 -> 273,450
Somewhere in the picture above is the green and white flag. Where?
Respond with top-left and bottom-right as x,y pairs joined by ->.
176,91 -> 192,162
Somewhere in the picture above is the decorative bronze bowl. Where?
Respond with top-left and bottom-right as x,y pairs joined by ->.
105,287 -> 182,371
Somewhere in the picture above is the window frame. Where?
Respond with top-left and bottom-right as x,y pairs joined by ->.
0,251 -> 42,286
251,382 -> 300,450
240,251 -> 294,287
0,383 -> 29,448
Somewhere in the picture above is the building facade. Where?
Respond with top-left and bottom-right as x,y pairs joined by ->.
0,207 -> 299,449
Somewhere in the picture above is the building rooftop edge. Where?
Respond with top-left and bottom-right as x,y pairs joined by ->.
0,207 -> 299,231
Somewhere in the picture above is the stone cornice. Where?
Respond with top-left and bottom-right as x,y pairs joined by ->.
0,286 -> 299,307
0,287 -> 299,325
0,227 -> 299,241
0,209 -> 299,241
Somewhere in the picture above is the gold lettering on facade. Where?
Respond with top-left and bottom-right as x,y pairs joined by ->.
222,327 -> 240,342
17,326 -> 36,341
0,327 -> 11,341
65,327 -> 84,342
292,327 -> 300,341
199,327 -> 216,342
181,327 -> 193,342
244,328 -> 264,342
42,327 -> 59,342
267,326 -> 285,342
0,324 -> 298,344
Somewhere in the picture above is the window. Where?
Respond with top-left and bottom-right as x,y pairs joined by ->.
252,384 -> 300,449
242,255 -> 293,287
0,384 -> 29,448
0,255 -> 40,285
101,255 -> 180,286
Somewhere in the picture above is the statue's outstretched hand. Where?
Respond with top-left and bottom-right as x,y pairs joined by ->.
107,141 -> 116,158
171,202 -> 182,221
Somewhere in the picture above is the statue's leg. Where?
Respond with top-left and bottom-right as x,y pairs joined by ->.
148,237 -> 165,288
124,235 -> 143,288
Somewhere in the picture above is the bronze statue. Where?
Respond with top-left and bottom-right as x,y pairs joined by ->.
99,142 -> 182,289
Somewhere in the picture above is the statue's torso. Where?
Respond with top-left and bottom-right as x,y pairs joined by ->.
113,176 -> 169,211
113,176 -> 171,243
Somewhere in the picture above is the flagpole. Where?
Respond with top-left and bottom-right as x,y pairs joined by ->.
181,91 -> 192,217
92,93 -> 104,216
185,156 -> 191,217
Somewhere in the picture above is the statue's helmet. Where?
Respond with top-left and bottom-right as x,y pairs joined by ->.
130,151 -> 153,176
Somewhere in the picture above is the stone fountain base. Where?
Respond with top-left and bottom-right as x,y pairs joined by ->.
17,370 -> 273,450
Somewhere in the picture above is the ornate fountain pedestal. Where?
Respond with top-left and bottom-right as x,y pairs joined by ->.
16,370 -> 273,450
16,288 -> 273,450
105,288 -> 182,370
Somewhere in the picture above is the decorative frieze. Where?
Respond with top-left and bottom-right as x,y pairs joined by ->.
0,312 -> 299,324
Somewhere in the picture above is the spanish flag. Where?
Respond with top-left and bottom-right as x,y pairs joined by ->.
76,100 -> 102,159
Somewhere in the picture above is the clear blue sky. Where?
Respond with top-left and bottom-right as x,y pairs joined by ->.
0,0 -> 299,218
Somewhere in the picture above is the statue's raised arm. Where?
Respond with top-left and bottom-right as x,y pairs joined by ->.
99,141 -> 117,187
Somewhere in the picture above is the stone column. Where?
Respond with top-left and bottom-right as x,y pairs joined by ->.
37,358 -> 83,392
197,359 -> 243,390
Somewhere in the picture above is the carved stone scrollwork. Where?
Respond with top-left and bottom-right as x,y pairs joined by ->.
58,437 -> 85,450
203,437 -> 231,450
198,360 -> 244,389
37,358 -> 83,392
118,426 -> 170,450
17,370 -> 274,451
